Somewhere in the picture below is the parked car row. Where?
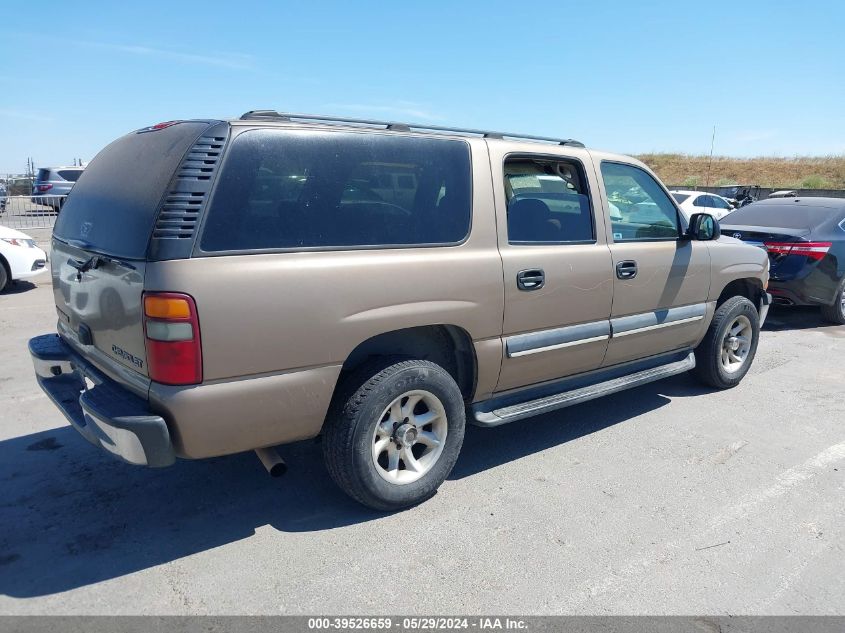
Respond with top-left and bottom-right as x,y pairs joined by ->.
30,166 -> 85,211
0,166 -> 85,216
671,190 -> 735,220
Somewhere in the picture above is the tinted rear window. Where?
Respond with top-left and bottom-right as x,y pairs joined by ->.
672,193 -> 690,204
57,169 -> 84,182
723,202 -> 844,229
200,129 -> 471,252
505,159 -> 594,243
53,121 -> 211,259
36,169 -> 50,182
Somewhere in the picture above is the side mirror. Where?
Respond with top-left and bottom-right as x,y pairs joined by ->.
687,213 -> 719,241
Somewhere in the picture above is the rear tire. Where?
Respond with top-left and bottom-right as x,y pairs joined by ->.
693,296 -> 760,389
820,278 -> 845,325
322,358 -> 466,511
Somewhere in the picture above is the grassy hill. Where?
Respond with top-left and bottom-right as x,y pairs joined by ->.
636,154 -> 845,190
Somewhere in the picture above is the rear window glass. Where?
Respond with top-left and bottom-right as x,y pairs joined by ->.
200,129 -> 471,252
672,193 -> 690,204
54,121 -> 210,259
36,169 -> 50,182
57,169 -> 84,182
723,202 -> 843,229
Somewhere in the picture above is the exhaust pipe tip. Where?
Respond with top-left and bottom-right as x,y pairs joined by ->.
255,447 -> 287,478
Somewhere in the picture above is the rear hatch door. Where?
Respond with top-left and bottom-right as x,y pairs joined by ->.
51,120 -> 221,392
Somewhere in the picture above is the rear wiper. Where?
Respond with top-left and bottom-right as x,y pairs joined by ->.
67,255 -> 100,275
96,254 -> 137,271
67,254 -> 136,278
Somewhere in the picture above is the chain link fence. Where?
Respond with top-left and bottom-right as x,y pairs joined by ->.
1,195 -> 63,231
1,175 -> 64,231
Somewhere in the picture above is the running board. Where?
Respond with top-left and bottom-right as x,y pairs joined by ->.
473,352 -> 696,427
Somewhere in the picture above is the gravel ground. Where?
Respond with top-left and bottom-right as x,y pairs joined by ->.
0,273 -> 843,614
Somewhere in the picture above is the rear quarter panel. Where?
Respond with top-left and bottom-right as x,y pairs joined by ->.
144,137 -> 504,456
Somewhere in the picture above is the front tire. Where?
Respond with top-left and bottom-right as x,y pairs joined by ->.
820,278 -> 845,325
0,260 -> 9,293
322,359 -> 466,511
693,296 -> 760,389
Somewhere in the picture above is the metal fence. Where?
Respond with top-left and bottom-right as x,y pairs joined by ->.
667,186 -> 845,200
1,194 -> 63,231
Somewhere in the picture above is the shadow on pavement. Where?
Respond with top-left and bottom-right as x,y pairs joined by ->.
763,305 -> 843,333
0,281 -> 38,296
0,373 -> 694,598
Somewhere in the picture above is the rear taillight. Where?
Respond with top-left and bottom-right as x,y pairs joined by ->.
143,292 -> 202,385
764,241 -> 832,261
37,184 -> 52,192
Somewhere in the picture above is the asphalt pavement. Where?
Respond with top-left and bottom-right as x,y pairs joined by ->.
0,274 -> 843,614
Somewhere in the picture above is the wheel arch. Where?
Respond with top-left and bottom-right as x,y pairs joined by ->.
715,277 -> 764,307
337,324 -> 478,402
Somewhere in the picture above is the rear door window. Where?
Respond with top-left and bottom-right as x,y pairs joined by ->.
504,158 -> 594,243
200,129 -> 472,252
711,196 -> 732,210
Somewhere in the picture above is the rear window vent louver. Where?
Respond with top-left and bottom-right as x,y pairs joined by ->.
149,123 -> 229,260
152,132 -> 226,242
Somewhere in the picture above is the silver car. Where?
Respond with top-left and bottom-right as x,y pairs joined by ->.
30,166 -> 84,211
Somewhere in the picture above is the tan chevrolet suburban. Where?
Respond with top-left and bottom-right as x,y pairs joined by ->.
30,111 -> 771,510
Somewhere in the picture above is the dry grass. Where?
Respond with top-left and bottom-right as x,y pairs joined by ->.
636,154 -> 845,189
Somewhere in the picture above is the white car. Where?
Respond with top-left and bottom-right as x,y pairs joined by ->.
670,190 -> 735,220
0,225 -> 48,291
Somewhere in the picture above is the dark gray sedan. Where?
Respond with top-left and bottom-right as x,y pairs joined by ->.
721,197 -> 845,324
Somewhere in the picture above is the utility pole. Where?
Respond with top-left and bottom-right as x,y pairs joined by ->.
705,125 -> 716,187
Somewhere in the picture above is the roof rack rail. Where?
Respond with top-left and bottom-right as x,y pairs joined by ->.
239,110 -> 585,147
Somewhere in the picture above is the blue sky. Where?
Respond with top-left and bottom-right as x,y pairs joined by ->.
1,0 -> 843,172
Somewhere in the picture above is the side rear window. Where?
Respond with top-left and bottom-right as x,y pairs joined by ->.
504,158 -> 594,244
600,162 -> 680,242
712,196 -> 732,210
200,129 -> 472,252
57,169 -> 84,182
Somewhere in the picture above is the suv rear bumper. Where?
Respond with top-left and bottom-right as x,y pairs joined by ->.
28,334 -> 175,467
